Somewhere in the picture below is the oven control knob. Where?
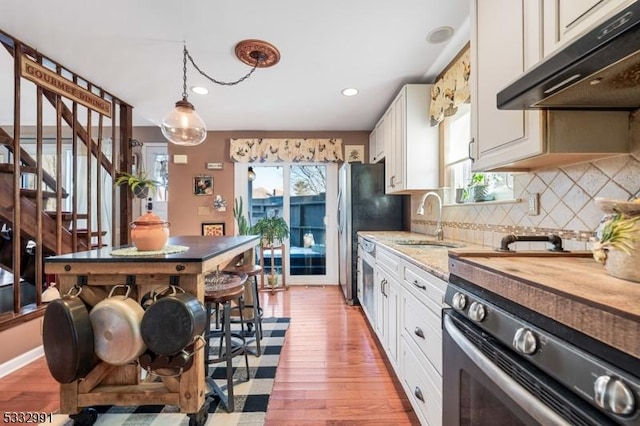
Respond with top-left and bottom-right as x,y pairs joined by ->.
468,302 -> 486,322
452,292 -> 467,311
594,375 -> 636,416
513,328 -> 538,355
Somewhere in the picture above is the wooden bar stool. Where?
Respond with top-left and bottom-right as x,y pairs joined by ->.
203,272 -> 249,413
225,264 -> 264,356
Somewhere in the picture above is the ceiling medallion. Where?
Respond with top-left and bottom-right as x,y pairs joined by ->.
235,39 -> 281,68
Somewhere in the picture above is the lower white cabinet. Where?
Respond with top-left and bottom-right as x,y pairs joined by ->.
368,244 -> 445,426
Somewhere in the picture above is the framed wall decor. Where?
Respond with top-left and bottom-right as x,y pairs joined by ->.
201,222 -> 226,237
345,145 -> 365,163
194,175 -> 213,195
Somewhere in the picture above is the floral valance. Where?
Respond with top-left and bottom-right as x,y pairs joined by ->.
230,138 -> 344,163
429,47 -> 471,125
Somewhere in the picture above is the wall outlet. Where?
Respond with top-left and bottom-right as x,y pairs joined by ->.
527,193 -> 539,215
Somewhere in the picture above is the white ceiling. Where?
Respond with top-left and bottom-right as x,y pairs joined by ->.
0,0 -> 470,131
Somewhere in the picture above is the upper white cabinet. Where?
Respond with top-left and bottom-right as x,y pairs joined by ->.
383,84 -> 439,194
470,0 -> 545,171
369,119 -> 385,163
470,0 -> 629,171
542,0 -> 631,57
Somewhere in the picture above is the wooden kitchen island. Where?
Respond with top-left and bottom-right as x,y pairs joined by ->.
44,235 -> 259,425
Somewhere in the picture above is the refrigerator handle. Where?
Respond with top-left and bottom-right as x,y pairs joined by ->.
337,189 -> 342,234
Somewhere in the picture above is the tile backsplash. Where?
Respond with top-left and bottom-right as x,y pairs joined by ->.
411,112 -> 640,251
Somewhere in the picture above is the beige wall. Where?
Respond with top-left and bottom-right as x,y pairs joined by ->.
412,111 -> 640,251
133,129 -> 369,237
0,317 -> 42,366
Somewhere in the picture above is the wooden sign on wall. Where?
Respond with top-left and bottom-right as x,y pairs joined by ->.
20,56 -> 112,117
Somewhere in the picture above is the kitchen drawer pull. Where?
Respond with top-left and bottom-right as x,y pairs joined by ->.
414,327 -> 425,339
468,137 -> 475,162
414,386 -> 425,402
412,279 -> 426,290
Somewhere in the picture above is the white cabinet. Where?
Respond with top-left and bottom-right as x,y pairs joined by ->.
369,119 -> 384,163
400,259 -> 445,426
364,242 -> 444,425
376,246 -> 401,371
542,0 -> 631,57
470,0 -> 629,171
470,0 -> 544,171
385,84 -> 439,194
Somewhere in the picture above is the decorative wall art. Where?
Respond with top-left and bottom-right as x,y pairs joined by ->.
229,138 -> 344,163
193,175 -> 213,195
201,222 -> 226,237
345,145 -> 365,163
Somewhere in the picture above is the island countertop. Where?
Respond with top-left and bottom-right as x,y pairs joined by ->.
45,235 -> 260,275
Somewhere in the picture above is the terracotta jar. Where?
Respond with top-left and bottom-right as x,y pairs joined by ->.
130,210 -> 170,251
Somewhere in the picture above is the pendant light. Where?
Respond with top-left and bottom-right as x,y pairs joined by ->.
161,41 -> 281,147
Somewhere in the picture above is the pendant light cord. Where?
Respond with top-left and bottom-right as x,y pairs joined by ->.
183,44 -> 260,91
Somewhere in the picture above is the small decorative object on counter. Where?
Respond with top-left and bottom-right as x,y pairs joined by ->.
592,197 -> 640,282
130,200 -> 170,251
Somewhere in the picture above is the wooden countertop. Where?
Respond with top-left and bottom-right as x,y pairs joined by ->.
449,250 -> 640,360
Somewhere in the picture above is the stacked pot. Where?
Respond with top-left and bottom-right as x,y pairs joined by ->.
43,284 -> 206,383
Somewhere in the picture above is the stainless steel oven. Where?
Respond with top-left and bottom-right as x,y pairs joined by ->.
443,275 -> 640,426
359,238 -> 376,324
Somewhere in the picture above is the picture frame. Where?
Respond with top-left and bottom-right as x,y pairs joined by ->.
201,222 -> 226,237
193,175 -> 213,196
345,145 -> 365,163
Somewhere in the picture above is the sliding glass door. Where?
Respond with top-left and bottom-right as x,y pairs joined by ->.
235,163 -> 338,285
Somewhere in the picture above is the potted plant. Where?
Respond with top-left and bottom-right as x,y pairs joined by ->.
466,173 -> 495,202
251,214 -> 290,248
233,197 -> 251,236
251,214 -> 290,288
591,200 -> 640,282
114,171 -> 159,199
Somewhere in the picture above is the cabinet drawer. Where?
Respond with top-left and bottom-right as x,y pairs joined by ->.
402,262 -> 445,311
401,337 -> 442,426
403,292 -> 442,375
377,247 -> 400,274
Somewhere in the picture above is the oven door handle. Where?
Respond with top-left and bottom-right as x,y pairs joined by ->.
443,315 -> 571,426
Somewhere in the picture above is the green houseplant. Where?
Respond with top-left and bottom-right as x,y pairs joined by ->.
233,197 -> 251,236
251,214 -> 290,288
466,173 -> 495,202
114,171 -> 159,199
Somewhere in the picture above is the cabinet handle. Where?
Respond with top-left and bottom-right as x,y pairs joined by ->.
412,279 -> 426,290
414,386 -> 425,402
381,279 -> 387,296
468,138 -> 475,162
414,327 -> 425,339
389,176 -> 395,187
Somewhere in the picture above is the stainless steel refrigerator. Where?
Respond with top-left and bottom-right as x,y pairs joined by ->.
338,162 -> 404,305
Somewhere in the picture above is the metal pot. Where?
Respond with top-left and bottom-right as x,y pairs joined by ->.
90,285 -> 146,365
43,286 -> 98,383
130,210 -> 170,251
140,286 -> 207,356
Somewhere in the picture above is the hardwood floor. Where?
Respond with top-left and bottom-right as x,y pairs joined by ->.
0,286 -> 420,425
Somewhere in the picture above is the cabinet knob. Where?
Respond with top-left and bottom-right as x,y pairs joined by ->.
414,327 -> 425,339
414,386 -> 425,402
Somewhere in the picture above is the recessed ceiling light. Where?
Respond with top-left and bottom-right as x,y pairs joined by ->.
191,86 -> 209,95
341,88 -> 359,97
426,26 -> 454,44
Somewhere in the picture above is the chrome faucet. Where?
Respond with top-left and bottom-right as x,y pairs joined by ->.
417,191 -> 443,241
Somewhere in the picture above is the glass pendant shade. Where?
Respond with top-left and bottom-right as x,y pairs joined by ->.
161,100 -> 207,146
248,167 -> 256,181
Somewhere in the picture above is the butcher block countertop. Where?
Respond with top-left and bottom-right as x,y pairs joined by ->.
359,231 -> 640,360
449,250 -> 640,360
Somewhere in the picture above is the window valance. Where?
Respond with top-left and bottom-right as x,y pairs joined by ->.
429,47 -> 471,125
230,138 -> 344,163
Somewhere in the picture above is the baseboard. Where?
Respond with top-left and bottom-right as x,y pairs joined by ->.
0,346 -> 44,379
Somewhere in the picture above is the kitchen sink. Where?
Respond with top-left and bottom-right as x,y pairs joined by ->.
394,241 -> 465,249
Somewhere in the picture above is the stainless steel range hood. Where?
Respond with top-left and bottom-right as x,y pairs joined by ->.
497,1 -> 640,110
